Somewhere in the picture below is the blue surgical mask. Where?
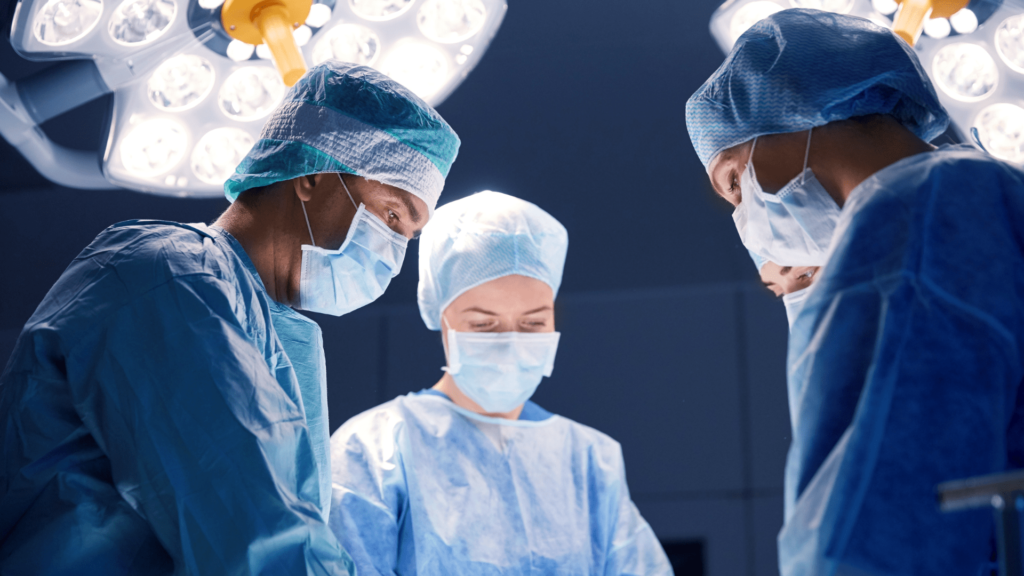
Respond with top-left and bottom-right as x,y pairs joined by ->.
299,174 -> 408,316
733,130 -> 841,267
442,317 -> 560,413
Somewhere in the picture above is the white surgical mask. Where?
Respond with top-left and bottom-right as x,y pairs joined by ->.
733,129 -> 841,267
442,317 -> 560,413
783,286 -> 811,328
298,174 -> 407,316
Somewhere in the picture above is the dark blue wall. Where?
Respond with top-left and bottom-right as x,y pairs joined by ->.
0,1 -> 793,574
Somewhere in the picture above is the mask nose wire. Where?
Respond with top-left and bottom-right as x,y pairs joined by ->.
300,201 -> 316,247
801,128 -> 813,185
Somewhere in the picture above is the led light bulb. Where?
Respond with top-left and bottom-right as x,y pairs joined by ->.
871,0 -> 898,16
256,43 -> 272,59
924,17 -> 951,39
120,118 -> 187,177
33,0 -> 103,46
381,43 -> 448,99
730,2 -> 782,44
788,0 -> 853,14
312,23 -> 380,66
995,14 -> 1024,74
349,0 -> 413,21
219,66 -> 285,121
293,24 -> 312,47
108,0 -> 176,46
226,38 -> 255,61
949,8 -> 978,35
417,0 -> 487,44
191,127 -> 254,184
932,43 -> 998,103
147,55 -> 215,111
197,0 -> 222,8
973,103 -> 1024,165
305,3 -> 332,27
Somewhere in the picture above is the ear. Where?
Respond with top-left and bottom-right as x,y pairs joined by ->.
292,174 -> 318,202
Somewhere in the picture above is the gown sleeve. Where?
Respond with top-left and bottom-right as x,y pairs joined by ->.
65,273 -> 355,576
328,408 -> 406,576
603,444 -> 674,576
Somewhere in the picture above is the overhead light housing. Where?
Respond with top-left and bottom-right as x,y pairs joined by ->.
0,0 -> 507,196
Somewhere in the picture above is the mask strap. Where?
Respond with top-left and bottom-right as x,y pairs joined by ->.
300,201 -> 316,247
748,136 -> 759,167
338,173 -> 358,209
801,128 -> 813,185
441,315 -> 454,373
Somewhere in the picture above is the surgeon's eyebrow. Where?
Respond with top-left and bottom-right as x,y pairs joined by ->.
522,306 -> 553,315
399,192 -> 423,225
761,281 -> 775,289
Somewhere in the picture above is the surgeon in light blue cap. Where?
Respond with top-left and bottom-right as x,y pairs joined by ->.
687,9 -> 1024,576
328,191 -> 673,576
0,61 -> 459,575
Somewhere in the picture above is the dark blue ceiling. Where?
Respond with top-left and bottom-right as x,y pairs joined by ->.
0,0 -> 756,327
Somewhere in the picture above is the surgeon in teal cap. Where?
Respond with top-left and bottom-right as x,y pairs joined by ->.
0,61 -> 459,576
687,9 -> 1024,576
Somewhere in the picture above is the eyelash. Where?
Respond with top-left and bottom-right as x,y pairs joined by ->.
387,209 -> 399,223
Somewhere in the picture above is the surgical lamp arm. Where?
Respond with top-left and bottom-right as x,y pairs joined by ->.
0,65 -> 114,190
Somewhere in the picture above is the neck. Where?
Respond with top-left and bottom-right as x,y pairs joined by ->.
214,189 -> 303,306
815,116 -> 935,207
433,373 -> 524,421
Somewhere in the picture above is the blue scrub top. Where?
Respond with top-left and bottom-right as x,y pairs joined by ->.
0,220 -> 352,575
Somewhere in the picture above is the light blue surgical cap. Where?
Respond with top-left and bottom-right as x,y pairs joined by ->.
686,8 -> 949,170
748,249 -> 768,272
417,191 -> 569,331
225,61 -> 461,212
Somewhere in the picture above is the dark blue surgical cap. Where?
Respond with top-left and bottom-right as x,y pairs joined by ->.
686,8 -> 950,169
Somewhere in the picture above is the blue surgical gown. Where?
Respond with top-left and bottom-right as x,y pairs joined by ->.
781,146 -> 1024,575
0,220 -> 353,575
328,390 -> 673,575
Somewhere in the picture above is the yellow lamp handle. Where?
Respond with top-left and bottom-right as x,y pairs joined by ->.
254,4 -> 306,86
892,0 -> 970,46
221,0 -> 312,86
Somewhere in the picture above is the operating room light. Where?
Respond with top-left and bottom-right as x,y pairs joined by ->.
995,13 -> 1024,72
32,0 -> 102,45
416,0 -> 487,43
349,0 -> 413,21
973,103 -> 1024,164
304,2 -> 331,26
219,66 -> 286,121
120,118 -> 188,177
789,0 -> 855,13
949,7 -> 979,33
147,55 -> 215,111
226,38 -> 255,61
924,17 -> 952,38
0,0 -> 505,196
730,2 -> 783,43
932,42 -> 999,102
107,0 -> 176,45
190,127 -> 255,184
871,0 -> 898,15
312,23 -> 380,66
381,42 -> 448,98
